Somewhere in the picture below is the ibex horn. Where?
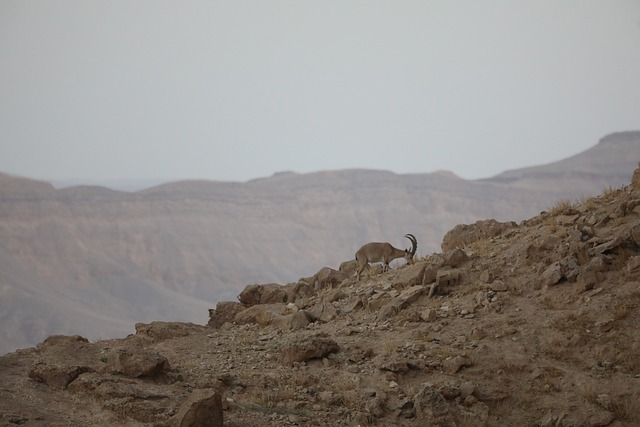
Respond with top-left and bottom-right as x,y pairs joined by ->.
404,234 -> 417,256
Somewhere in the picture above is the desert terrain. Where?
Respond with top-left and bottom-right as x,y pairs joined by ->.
0,135 -> 639,426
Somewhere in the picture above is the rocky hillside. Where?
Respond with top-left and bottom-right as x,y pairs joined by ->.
0,131 -> 638,355
1,163 -> 640,426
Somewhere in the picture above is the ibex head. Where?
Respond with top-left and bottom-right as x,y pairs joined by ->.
354,233 -> 418,281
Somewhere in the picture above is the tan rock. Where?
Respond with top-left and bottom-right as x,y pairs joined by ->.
28,363 -> 91,390
104,348 -> 169,378
281,334 -> 339,364
173,389 -> 223,427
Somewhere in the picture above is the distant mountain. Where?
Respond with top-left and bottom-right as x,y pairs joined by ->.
0,131 -> 638,354
50,178 -> 171,192
485,131 -> 640,191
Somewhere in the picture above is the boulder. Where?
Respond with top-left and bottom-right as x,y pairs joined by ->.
338,259 -> 357,276
208,301 -> 245,328
103,348 -> 169,378
172,389 -> 223,427
37,335 -> 89,348
312,267 -> 348,289
281,334 -> 339,364
234,304 -> 281,327
306,302 -> 338,323
238,282 -> 315,307
283,281 -> 315,302
539,262 -> 564,287
442,355 -> 471,374
28,362 -> 91,390
135,321 -> 204,341
442,248 -> 469,268
436,269 -> 461,287
237,284 -> 262,306
288,310 -> 313,330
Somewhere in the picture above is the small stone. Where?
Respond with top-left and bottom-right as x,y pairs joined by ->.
463,395 -> 478,407
459,381 -> 475,398
443,355 -> 471,373
471,328 -> 487,340
389,381 -> 399,388
595,394 -> 613,411
420,308 -> 438,322
490,281 -> 508,292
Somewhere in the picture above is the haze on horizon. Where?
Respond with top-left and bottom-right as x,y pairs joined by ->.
1,1 -> 639,185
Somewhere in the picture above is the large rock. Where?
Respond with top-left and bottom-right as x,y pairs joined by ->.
312,267 -> 348,289
103,348 -> 169,378
208,301 -> 245,328
172,389 -> 223,427
28,362 -> 91,390
306,302 -> 339,322
238,283 -> 286,305
237,284 -> 262,306
281,334 -> 339,364
442,248 -> 469,268
135,321 -> 204,341
237,282 -> 314,306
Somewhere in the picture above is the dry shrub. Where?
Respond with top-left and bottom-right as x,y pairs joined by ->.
573,244 -> 590,265
293,371 -> 320,388
331,374 -> 360,392
613,302 -> 632,321
542,336 -> 575,362
549,198 -> 575,216
577,382 -> 599,405
382,339 -> 399,356
551,311 -> 592,332
601,185 -> 625,199
611,395 -> 640,423
615,350 -> 640,375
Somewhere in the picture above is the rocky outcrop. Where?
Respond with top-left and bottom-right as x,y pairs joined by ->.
441,219 -> 517,252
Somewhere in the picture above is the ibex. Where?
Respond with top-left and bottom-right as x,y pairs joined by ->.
354,234 -> 417,281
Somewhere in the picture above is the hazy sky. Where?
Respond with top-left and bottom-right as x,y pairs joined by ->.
1,1 -> 639,184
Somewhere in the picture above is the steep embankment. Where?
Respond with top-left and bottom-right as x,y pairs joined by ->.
1,158 -> 640,426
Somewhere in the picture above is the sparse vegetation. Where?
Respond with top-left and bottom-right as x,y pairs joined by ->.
549,198 -> 576,216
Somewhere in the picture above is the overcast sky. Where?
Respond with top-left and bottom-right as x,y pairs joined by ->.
1,1 -> 639,184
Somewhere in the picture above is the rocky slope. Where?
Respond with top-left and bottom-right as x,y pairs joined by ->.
0,131 -> 638,355
1,163 -> 640,426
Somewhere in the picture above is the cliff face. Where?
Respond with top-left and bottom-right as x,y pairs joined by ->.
1,157 -> 640,426
0,132 -> 638,354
